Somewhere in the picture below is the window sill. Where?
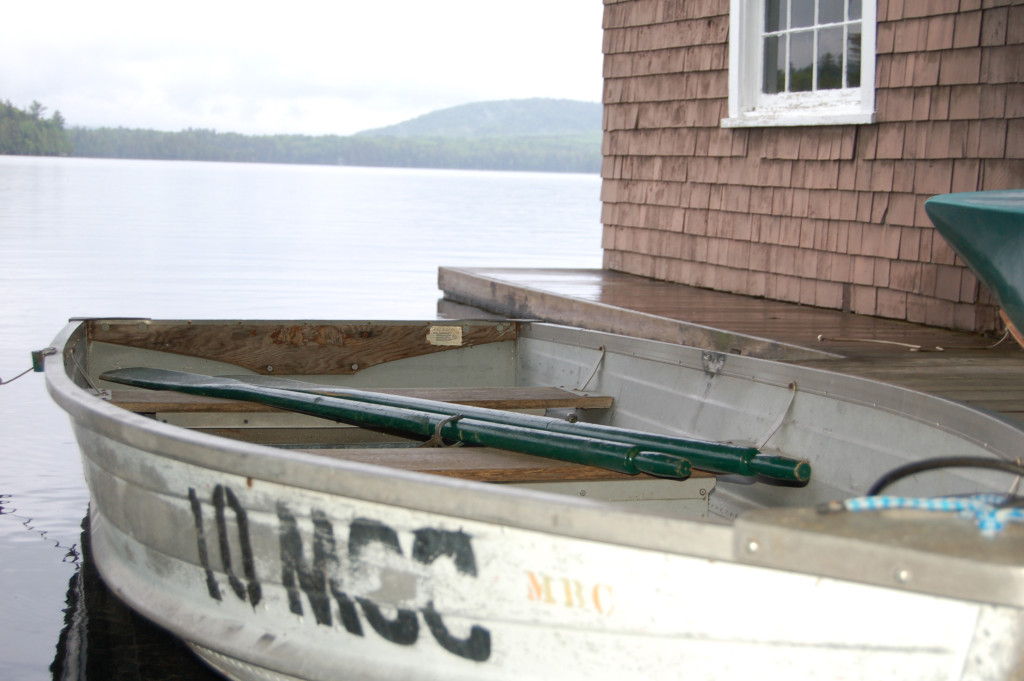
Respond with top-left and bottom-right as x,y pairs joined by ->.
721,110 -> 875,128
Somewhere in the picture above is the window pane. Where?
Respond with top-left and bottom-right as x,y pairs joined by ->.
819,0 -> 844,24
790,30 -> 814,91
817,26 -> 844,89
849,0 -> 862,21
791,0 -> 816,28
847,29 -> 862,87
763,35 -> 785,93
764,0 -> 786,33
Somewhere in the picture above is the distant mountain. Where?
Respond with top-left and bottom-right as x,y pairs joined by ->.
356,98 -> 602,138
61,98 -> 604,173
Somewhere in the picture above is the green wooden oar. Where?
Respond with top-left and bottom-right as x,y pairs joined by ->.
233,375 -> 810,482
100,368 -> 691,479
103,367 -> 810,483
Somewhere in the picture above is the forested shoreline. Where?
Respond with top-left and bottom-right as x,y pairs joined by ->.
66,127 -> 601,173
1,99 -> 601,173
0,100 -> 72,155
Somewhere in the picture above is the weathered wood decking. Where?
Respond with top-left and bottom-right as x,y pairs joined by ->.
438,267 -> 1024,424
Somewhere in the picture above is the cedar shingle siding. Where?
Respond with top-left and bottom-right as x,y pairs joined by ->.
601,0 -> 1024,332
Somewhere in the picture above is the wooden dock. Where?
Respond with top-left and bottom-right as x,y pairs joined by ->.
438,267 -> 1024,425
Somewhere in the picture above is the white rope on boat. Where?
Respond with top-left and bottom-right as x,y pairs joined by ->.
756,381 -> 797,449
577,345 -> 606,392
1009,457 -> 1023,497
0,366 -> 33,386
2,347 -> 59,385
68,351 -> 104,394
816,334 -> 944,352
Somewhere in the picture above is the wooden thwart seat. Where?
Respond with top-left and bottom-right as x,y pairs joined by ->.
109,385 -> 613,414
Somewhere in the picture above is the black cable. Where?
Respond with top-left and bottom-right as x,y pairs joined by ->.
867,456 -> 1024,496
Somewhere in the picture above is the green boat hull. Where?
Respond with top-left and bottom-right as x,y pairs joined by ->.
925,190 -> 1024,335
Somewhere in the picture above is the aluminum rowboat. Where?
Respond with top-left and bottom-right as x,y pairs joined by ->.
43,318 -> 1024,680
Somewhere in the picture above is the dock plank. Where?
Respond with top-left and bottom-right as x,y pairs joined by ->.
438,267 -> 1024,426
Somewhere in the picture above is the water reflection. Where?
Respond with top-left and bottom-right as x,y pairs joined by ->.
0,495 -> 81,564
50,513 -> 223,681
790,30 -> 815,92
817,26 -> 844,90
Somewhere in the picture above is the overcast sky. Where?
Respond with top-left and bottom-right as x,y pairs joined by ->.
2,1 -> 604,136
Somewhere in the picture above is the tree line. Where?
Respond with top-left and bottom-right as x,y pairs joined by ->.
65,127 -> 601,173
1,99 -> 601,173
0,100 -> 73,155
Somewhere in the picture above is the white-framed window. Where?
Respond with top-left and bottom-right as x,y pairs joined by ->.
722,0 -> 876,128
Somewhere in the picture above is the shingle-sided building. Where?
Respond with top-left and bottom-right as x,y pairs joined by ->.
600,0 -> 1024,333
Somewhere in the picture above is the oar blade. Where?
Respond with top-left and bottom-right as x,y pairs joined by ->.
101,367 -> 243,392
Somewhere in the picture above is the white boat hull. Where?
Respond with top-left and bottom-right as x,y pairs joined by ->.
46,320 -> 1024,680
79,421 -> 1020,681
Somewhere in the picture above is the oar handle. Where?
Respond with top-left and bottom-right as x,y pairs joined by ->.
748,455 -> 812,483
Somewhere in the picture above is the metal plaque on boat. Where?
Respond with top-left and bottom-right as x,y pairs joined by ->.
426,325 -> 463,346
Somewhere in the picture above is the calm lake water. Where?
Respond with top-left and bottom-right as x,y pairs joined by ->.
0,156 -> 602,680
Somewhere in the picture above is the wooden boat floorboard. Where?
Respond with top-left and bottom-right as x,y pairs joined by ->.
290,445 -> 717,483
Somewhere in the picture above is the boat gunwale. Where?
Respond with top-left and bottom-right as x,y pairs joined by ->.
45,318 -> 1024,606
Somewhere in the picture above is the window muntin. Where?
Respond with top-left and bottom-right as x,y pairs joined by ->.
762,0 -> 862,94
724,0 -> 875,128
